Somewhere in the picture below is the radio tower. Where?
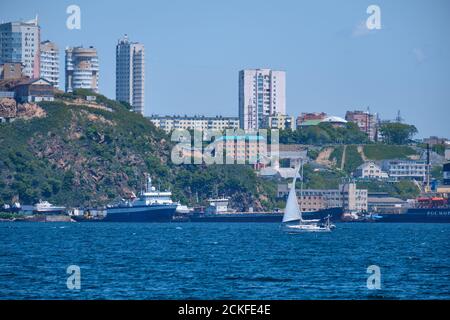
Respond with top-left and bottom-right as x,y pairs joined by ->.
395,110 -> 403,123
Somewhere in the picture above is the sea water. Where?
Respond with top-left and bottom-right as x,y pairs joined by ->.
0,222 -> 448,299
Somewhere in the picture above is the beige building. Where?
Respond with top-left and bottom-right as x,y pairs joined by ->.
278,183 -> 368,212
345,110 -> 379,141
213,135 -> 267,164
265,113 -> 295,130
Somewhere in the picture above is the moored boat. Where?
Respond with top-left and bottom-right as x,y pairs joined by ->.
33,200 -> 66,215
101,174 -> 178,222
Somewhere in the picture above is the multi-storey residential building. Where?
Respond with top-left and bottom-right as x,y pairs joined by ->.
239,69 -> 286,130
0,17 -> 40,79
148,115 -> 239,133
40,40 -> 59,88
354,161 -> 389,180
381,159 -> 427,181
277,183 -> 368,212
296,112 -> 327,127
116,35 -> 145,114
65,46 -> 99,93
345,110 -> 379,141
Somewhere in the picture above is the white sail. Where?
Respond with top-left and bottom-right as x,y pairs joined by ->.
282,168 -> 302,223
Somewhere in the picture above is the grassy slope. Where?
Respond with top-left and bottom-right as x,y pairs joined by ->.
363,144 -> 417,160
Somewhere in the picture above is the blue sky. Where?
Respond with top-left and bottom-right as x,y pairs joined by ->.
1,0 -> 449,138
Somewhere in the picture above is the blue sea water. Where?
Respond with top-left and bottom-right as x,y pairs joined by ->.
0,222 -> 449,300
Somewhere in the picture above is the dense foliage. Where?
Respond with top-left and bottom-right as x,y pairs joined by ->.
279,122 -> 370,145
356,180 -> 420,200
379,122 -> 418,144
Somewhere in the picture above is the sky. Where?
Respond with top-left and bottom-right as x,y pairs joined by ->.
1,0 -> 449,138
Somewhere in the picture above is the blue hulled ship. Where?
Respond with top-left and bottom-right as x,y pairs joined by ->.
102,175 -> 178,222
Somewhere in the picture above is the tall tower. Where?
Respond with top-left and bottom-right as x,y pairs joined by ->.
65,46 -> 99,93
239,69 -> 286,130
0,17 -> 40,78
116,35 -> 145,115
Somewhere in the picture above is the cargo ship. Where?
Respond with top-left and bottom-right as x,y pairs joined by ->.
190,207 -> 343,223
376,196 -> 450,223
188,198 -> 343,222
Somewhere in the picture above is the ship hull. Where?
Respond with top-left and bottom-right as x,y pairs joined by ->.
92,205 -> 177,222
377,208 -> 450,223
189,207 -> 343,223
33,209 -> 66,215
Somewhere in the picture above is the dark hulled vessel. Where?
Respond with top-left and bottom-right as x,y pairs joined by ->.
190,207 -> 343,222
377,196 -> 450,223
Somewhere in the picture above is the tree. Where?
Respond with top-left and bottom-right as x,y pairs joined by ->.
380,123 -> 418,144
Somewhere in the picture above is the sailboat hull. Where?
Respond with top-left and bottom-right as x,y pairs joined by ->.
282,223 -> 331,233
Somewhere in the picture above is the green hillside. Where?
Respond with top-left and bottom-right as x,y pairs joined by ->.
363,144 -> 418,160
0,92 -> 277,211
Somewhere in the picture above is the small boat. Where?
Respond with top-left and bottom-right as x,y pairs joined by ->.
281,162 -> 333,233
176,204 -> 192,214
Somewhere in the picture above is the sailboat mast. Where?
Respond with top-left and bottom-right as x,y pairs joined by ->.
299,159 -> 304,222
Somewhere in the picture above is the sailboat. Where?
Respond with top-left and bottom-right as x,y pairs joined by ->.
281,162 -> 334,233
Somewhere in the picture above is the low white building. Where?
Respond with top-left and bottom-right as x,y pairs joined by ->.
381,159 -> 427,181
148,115 -> 239,133
354,161 -> 389,180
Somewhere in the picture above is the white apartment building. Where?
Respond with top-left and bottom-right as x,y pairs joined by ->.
239,69 -> 286,130
354,161 -> 389,180
65,46 -> 99,93
381,160 -> 427,181
148,115 -> 239,133
40,40 -> 59,88
0,17 -> 40,78
116,35 -> 145,114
